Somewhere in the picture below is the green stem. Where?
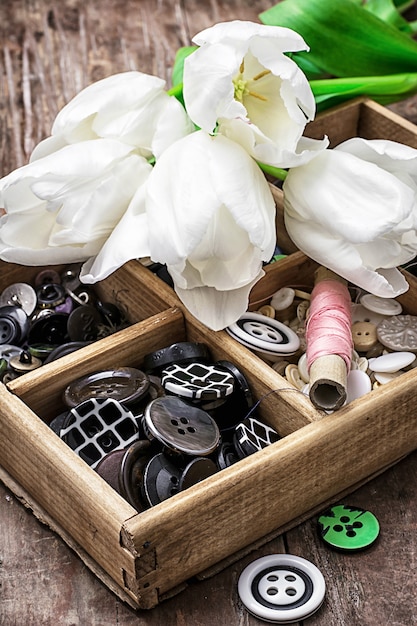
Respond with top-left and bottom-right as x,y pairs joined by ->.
257,161 -> 288,181
168,82 -> 184,98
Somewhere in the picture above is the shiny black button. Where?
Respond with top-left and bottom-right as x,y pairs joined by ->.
36,283 -> 66,308
28,313 -> 69,346
143,396 -> 221,456
141,452 -> 182,506
143,341 -> 211,374
178,457 -> 218,490
118,440 -> 152,511
63,367 -> 151,408
67,305 -> 102,341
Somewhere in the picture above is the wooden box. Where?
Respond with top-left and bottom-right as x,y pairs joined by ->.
2,99 -> 417,610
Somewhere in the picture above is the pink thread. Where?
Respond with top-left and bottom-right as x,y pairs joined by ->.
306,279 -> 353,372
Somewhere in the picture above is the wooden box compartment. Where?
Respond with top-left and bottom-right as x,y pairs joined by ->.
2,98 -> 417,610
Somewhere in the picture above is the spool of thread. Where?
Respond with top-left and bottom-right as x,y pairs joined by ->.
306,267 -> 353,411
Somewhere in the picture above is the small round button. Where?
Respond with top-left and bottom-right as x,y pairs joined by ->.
28,313 -> 69,346
0,282 -> 37,316
238,554 -> 326,623
179,457 -> 218,490
63,367 -> 150,408
0,305 -> 29,345
36,283 -> 66,308
318,504 -> 380,551
360,293 -> 402,316
143,396 -> 220,456
118,440 -> 152,511
351,321 -> 378,352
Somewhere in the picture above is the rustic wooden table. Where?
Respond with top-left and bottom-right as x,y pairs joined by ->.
1,1 -> 417,625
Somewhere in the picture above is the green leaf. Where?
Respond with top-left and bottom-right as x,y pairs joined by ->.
259,0 -> 417,77
171,46 -> 197,87
310,72 -> 417,111
362,0 -> 414,33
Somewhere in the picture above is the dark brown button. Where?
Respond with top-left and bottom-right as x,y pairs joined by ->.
63,367 -> 151,408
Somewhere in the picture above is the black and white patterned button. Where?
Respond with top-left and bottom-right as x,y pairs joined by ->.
60,397 -> 139,468
143,396 -> 220,456
234,416 -> 280,458
161,361 -> 235,401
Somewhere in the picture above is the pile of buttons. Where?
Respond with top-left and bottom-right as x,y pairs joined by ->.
49,341 -> 281,511
226,284 -> 417,408
0,264 -> 128,382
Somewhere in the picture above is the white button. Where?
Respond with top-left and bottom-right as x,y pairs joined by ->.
226,313 -> 300,358
360,294 -> 402,316
368,351 -> 416,373
373,371 -> 402,385
238,554 -> 326,623
351,303 -> 387,326
271,287 -> 295,310
346,369 -> 372,403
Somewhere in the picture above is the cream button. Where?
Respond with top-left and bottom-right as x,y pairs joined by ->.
351,321 -> 378,352
360,293 -> 402,316
270,287 -> 295,310
346,369 -> 372,403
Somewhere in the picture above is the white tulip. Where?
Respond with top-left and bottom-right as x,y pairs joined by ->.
146,130 -> 277,330
0,139 -> 152,274
31,71 -> 194,161
283,137 -> 417,297
183,20 -> 328,168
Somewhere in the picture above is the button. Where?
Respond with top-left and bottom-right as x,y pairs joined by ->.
36,283 -> 66,308
377,315 -> 417,352
43,341 -> 91,363
346,370 -> 372,403
270,287 -> 295,310
0,344 -> 25,364
257,305 -> 276,318
226,313 -> 300,360
141,452 -> 182,506
118,440 -> 152,511
368,351 -> 416,373
234,416 -> 280,458
9,350 -> 42,372
143,396 -> 220,456
28,313 -> 69,346
360,293 -> 402,316
63,367 -> 151,408
0,282 -> 37,316
217,441 -> 240,470
215,360 -> 254,409
0,305 -> 29,345
351,321 -> 378,352
67,305 -> 102,341
161,362 -> 235,401
178,457 -> 218,490
143,341 -> 211,374
60,398 -> 139,468
34,269 -> 61,286
318,504 -> 380,551
95,449 -> 126,494
238,554 -> 326,623
351,303 -> 386,326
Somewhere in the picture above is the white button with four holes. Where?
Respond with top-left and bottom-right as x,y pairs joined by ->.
238,554 -> 326,623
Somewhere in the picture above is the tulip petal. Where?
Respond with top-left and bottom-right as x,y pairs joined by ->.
173,269 -> 265,331
284,211 -> 410,297
283,149 -> 416,243
80,183 -> 151,283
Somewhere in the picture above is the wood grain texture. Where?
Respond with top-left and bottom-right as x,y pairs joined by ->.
2,0 -> 417,624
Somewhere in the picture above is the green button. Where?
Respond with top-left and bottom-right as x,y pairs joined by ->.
318,504 -> 380,551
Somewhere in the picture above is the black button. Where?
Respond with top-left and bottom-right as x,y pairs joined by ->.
118,440 -> 152,511
0,305 -> 29,345
233,416 -> 280,458
141,452 -> 182,506
28,313 -> 69,346
143,342 -> 211,374
67,305 -> 102,341
161,361 -> 235,401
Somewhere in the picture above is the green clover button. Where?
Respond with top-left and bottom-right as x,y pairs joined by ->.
318,504 -> 380,551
